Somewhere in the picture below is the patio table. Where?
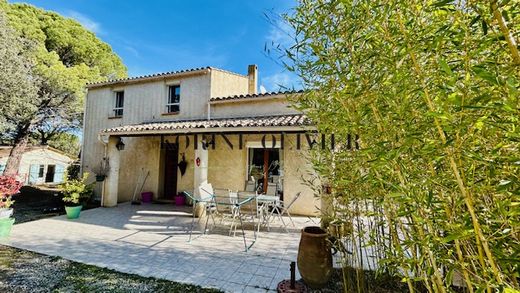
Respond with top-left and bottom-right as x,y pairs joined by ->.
183,191 -> 258,252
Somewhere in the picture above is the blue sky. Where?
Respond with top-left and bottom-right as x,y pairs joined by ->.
11,0 -> 300,92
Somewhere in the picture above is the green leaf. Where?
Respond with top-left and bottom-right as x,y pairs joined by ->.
472,66 -> 499,85
439,59 -> 453,76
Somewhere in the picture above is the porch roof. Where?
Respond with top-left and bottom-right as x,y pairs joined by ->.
101,114 -> 313,136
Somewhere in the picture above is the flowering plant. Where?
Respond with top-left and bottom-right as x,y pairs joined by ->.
0,176 -> 23,209
61,173 -> 92,206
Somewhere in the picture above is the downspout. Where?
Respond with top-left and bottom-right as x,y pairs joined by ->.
97,134 -> 109,207
207,66 -> 212,121
79,88 -> 90,175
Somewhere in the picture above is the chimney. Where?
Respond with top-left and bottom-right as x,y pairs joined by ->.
247,64 -> 258,94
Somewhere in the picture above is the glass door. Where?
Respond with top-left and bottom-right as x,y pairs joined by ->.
248,148 -> 281,194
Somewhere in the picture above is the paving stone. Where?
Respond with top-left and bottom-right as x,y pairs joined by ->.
228,271 -> 253,285
243,285 -> 271,292
219,281 -> 247,293
2,203 -> 317,291
248,275 -> 273,289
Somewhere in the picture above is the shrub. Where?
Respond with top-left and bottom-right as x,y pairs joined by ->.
61,173 -> 92,206
282,0 -> 519,291
0,176 -> 23,209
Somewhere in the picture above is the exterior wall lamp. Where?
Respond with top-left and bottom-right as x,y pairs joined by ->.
116,137 -> 125,151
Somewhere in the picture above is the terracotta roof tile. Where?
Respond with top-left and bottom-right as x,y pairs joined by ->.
101,114 -> 311,135
86,67 -> 211,88
210,90 -> 303,102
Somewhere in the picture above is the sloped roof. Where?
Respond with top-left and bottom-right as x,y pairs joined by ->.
101,114 -> 312,135
0,145 -> 76,160
86,67 -> 211,88
210,90 -> 304,103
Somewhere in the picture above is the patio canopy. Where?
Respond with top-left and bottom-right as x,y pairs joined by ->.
100,114 -> 313,136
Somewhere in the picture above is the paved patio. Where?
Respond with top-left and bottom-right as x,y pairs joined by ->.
1,202 -> 319,292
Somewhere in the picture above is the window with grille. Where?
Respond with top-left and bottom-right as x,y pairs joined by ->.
113,91 -> 124,117
166,85 -> 180,113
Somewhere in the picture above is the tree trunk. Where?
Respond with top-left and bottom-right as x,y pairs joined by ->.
3,132 -> 30,177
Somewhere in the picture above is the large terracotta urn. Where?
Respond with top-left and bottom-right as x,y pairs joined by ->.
297,226 -> 333,289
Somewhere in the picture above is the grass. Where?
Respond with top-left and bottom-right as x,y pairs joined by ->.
0,245 -> 221,293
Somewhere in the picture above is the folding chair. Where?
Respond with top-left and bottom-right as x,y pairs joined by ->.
270,192 -> 302,228
245,180 -> 256,192
228,190 -> 239,236
199,183 -> 219,231
183,185 -> 216,242
266,182 -> 277,196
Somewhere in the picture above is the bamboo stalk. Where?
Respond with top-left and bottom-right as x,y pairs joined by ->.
395,11 -> 504,285
490,0 -> 520,65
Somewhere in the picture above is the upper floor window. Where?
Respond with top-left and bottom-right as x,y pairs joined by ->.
113,91 -> 124,117
167,85 -> 180,113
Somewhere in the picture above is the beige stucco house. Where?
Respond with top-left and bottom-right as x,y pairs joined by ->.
0,146 -> 74,185
82,65 -> 320,216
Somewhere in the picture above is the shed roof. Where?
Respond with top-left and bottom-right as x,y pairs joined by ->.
0,145 -> 76,160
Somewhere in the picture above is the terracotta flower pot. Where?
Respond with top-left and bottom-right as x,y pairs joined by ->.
297,226 -> 333,289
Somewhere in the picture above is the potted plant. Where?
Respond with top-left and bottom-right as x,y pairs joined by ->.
91,158 -> 110,182
0,176 -> 23,237
61,173 -> 91,219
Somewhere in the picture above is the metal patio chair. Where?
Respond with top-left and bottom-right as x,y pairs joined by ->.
228,190 -> 240,236
245,180 -> 256,192
183,186 -> 217,242
270,192 -> 302,228
266,182 -> 277,196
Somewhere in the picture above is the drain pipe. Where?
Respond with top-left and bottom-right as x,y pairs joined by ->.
97,134 -> 109,207
207,102 -> 211,121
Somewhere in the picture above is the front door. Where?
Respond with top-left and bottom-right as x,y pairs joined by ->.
45,165 -> 55,183
163,146 -> 178,199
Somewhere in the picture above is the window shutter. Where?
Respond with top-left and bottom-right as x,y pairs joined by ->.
54,165 -> 65,183
29,164 -> 39,184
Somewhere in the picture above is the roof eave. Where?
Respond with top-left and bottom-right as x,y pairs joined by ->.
86,67 -> 211,89
209,91 -> 303,103
209,95 -> 286,104
100,125 -> 315,137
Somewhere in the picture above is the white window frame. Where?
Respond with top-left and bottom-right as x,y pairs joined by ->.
113,91 -> 124,117
166,85 -> 180,113
38,165 -> 45,178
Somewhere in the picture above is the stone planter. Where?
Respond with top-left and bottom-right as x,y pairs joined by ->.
65,205 -> 82,219
297,226 -> 333,289
0,217 -> 15,237
0,208 -> 13,219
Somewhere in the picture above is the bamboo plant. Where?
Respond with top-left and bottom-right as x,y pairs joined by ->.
280,0 -> 520,291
